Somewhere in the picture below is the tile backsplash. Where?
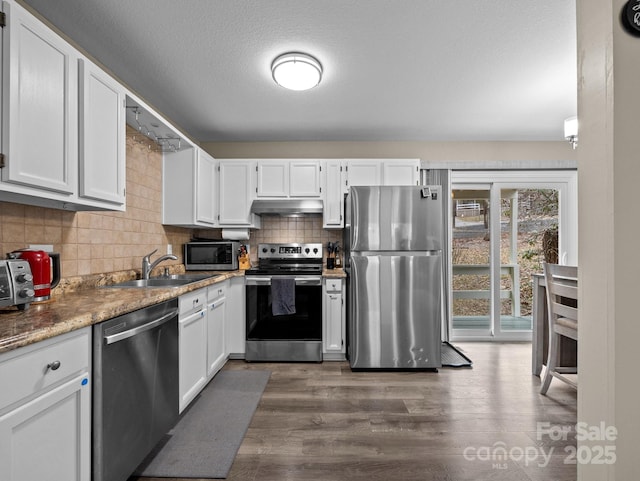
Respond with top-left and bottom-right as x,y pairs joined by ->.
0,127 -> 343,282
247,216 -> 342,263
0,127 -> 194,279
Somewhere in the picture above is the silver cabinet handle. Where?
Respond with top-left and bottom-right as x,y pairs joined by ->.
47,360 -> 61,371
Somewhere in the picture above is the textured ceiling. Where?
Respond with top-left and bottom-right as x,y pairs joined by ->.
20,0 -> 577,143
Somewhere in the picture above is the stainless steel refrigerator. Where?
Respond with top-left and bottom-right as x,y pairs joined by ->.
345,185 -> 443,369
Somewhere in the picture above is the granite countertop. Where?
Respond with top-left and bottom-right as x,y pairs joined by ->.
0,271 -> 243,355
322,267 -> 347,278
0,268 -> 348,355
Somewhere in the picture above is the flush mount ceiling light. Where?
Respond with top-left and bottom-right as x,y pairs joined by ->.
564,116 -> 578,149
271,52 -> 322,91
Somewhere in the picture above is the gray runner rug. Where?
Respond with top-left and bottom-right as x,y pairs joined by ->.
135,370 -> 270,479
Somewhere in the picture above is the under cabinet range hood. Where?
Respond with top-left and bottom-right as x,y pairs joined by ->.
250,199 -> 323,216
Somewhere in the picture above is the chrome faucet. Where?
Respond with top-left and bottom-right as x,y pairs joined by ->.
142,249 -> 178,279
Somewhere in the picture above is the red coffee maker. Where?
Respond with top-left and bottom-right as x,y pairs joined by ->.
10,249 -> 60,301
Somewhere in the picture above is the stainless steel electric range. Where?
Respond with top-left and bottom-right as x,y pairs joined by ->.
245,243 -> 323,362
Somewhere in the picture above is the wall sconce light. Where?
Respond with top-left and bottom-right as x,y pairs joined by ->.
564,116 -> 578,149
271,52 -> 323,91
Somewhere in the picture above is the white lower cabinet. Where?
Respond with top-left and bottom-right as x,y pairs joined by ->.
178,288 -> 208,413
226,275 -> 246,358
0,327 -> 91,481
179,281 -> 231,413
323,278 -> 345,360
207,282 -> 227,378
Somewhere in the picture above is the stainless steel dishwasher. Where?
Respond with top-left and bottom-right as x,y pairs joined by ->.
92,299 -> 179,481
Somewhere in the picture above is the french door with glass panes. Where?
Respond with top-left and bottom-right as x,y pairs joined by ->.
449,171 -> 577,341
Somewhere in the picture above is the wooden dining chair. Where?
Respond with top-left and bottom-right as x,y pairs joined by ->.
540,262 -> 578,395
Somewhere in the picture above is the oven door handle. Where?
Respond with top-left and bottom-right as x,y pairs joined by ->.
293,277 -> 322,286
245,276 -> 272,286
245,276 -> 322,286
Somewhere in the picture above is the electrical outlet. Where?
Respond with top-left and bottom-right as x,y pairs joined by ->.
29,244 -> 54,252
167,244 -> 172,255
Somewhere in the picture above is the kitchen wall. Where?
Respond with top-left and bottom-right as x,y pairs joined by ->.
0,127 -> 193,280
202,140 -> 577,163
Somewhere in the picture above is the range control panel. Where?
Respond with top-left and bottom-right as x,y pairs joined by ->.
257,243 -> 323,260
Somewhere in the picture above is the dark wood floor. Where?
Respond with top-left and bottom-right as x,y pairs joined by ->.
132,342 -> 577,481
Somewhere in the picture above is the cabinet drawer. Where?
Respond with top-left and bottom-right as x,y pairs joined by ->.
0,328 -> 90,411
179,288 -> 207,316
326,279 -> 342,292
208,283 -> 225,302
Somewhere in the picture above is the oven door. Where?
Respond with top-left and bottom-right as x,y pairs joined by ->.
245,275 -> 323,362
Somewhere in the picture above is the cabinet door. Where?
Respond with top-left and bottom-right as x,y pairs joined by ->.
323,288 -> 344,354
207,296 -> 226,378
0,374 -> 91,481
195,150 -> 216,225
78,58 -> 126,206
257,161 -> 288,197
218,160 -> 255,225
290,160 -> 321,197
225,276 -> 246,357
178,309 -> 207,413
345,160 -> 381,192
323,160 -> 343,227
383,159 -> 419,186
2,2 -> 78,194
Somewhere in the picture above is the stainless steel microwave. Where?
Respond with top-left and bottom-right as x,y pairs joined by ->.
184,241 -> 240,271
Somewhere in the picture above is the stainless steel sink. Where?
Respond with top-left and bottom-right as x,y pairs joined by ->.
104,274 -> 216,288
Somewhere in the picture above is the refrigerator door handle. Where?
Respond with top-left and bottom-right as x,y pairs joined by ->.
351,250 -> 442,257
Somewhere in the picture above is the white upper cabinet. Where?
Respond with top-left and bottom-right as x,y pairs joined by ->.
382,159 -> 420,185
1,1 -> 78,197
163,147 -> 216,228
218,159 -> 260,227
344,159 -> 420,192
256,159 -> 321,198
343,160 -> 381,193
0,1 -> 126,211
257,161 -> 288,197
195,149 -> 217,225
323,160 -> 344,228
78,58 -> 126,208
289,160 -> 321,197
326,159 -> 420,227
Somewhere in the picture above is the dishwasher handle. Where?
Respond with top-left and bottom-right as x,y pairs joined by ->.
104,308 -> 179,345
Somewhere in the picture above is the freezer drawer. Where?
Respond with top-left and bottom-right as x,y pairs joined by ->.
349,254 -> 442,369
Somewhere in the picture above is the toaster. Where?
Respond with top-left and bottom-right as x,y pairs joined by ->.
0,259 -> 35,310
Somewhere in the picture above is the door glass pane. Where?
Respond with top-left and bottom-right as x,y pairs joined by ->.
451,190 -> 491,331
499,188 -> 559,331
